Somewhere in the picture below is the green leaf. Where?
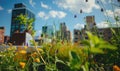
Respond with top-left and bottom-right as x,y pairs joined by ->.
70,51 -> 79,61
81,40 -> 90,47
99,44 -> 117,50
69,51 -> 82,70
90,47 -> 104,54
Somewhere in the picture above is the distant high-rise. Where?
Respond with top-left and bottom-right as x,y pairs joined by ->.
0,27 -> 5,44
59,22 -> 71,41
60,22 -> 67,40
10,3 -> 35,37
42,25 -> 54,38
86,16 -> 95,29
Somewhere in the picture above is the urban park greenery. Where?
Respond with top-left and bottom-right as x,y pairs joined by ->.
0,31 -> 119,71
0,0 -> 120,71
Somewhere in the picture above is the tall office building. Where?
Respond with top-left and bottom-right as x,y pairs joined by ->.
86,16 -> 95,29
0,27 -> 5,44
10,3 -> 35,37
73,16 -> 96,43
59,22 -> 71,41
42,25 -> 54,38
74,29 -> 81,43
60,22 -> 67,40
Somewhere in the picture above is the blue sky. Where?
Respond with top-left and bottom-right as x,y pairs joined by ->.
0,0 -> 120,37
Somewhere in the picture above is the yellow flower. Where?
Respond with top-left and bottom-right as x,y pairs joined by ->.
24,46 -> 28,49
37,48 -> 43,52
31,52 -> 37,57
113,65 -> 120,71
19,62 -> 26,69
19,50 -> 27,54
34,58 -> 40,63
7,47 -> 11,51
8,43 -> 12,46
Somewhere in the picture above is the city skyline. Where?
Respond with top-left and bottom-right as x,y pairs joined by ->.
0,0 -> 120,37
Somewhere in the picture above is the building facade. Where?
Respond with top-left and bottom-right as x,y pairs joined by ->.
10,3 -> 35,37
0,27 -> 5,44
42,25 -> 54,38
60,22 -> 67,40
4,36 -> 10,44
74,29 -> 81,43
98,27 -> 120,42
86,16 -> 96,30
58,22 -> 71,42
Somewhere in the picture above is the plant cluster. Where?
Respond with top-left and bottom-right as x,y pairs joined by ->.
0,32 -> 118,71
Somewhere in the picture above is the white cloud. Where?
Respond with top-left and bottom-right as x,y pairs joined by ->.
7,9 -> 12,13
101,0 -> 107,4
41,2 -> 51,9
74,23 -> 84,29
38,10 -> 66,20
104,10 -> 114,18
114,8 -> 120,17
49,10 -> 66,18
97,21 -> 109,28
0,6 -> 3,10
105,9 -> 120,18
54,0 -> 100,13
38,11 -> 49,20
110,22 -> 120,27
29,0 -> 36,7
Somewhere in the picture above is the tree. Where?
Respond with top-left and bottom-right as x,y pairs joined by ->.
15,14 -> 35,36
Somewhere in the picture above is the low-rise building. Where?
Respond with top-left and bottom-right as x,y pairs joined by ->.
4,36 -> 10,44
0,27 -> 5,44
11,32 -> 33,46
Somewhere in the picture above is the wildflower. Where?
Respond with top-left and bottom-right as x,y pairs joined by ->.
19,62 -> 26,69
24,46 -> 28,49
113,65 -> 120,71
31,52 -> 37,57
37,48 -> 43,52
7,47 -> 11,51
34,58 -> 40,63
8,43 -> 12,46
19,50 -> 27,54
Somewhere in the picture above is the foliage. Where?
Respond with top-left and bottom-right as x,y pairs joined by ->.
15,14 -> 35,36
0,32 -> 118,71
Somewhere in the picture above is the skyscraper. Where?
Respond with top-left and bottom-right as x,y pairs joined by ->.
60,22 -> 67,40
10,3 -> 35,37
42,25 -> 54,38
86,16 -> 95,29
59,22 -> 71,41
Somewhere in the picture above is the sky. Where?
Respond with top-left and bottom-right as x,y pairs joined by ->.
0,0 -> 120,37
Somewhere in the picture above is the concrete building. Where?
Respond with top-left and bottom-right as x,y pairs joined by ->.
98,27 -> 119,42
60,22 -> 67,40
4,36 -> 10,44
86,16 -> 95,29
59,22 -> 71,42
66,30 -> 72,42
11,32 -> 33,46
74,29 -> 82,43
0,27 -> 5,44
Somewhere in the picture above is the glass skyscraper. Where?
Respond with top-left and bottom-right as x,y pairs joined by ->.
10,3 -> 35,37
42,25 -> 54,38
